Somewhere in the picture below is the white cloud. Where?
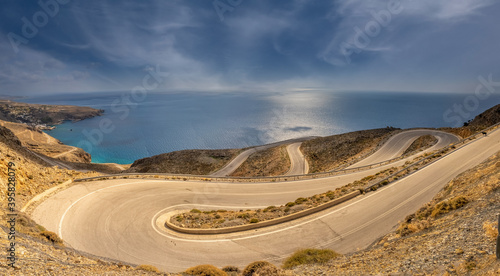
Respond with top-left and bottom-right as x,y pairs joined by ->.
69,1 -> 234,92
319,0 -> 496,66
404,0 -> 495,21
0,41 -> 99,93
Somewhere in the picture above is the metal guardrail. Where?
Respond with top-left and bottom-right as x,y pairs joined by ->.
72,134 -> 435,182
66,124 -> 500,235
73,124 -> 500,184
363,122 -> 500,192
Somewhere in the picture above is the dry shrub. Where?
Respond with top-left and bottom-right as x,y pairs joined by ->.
431,196 -> 468,218
243,261 -> 278,276
282,248 -> 340,269
407,219 -> 431,233
16,212 -> 46,235
483,221 -> 498,240
253,264 -> 287,276
185,264 -> 227,276
40,231 -> 63,245
396,219 -> 431,236
222,265 -> 240,275
135,264 -> 160,273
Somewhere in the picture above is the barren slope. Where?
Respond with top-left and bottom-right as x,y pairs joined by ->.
230,145 -> 291,177
291,151 -> 500,275
126,149 -> 241,175
301,127 -> 400,173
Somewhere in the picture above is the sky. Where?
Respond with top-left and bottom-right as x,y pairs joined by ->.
1,0 -> 500,95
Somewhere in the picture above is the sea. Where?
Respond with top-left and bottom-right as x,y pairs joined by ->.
18,91 -> 500,164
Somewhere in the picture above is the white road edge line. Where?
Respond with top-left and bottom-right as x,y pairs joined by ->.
58,180 -> 164,240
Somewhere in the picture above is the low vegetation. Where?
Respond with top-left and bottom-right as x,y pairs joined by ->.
301,127 -> 400,173
171,167 -> 399,229
288,150 -> 500,275
230,145 -> 290,177
397,196 -> 470,237
402,135 -> 438,155
135,264 -> 160,273
221,265 -> 240,275
282,248 -> 340,268
0,103 -> 499,275
242,261 -> 282,276
126,148 -> 241,175
40,231 -> 63,245
171,135 -> 486,230
395,151 -> 499,238
185,264 -> 227,276
430,196 -> 469,218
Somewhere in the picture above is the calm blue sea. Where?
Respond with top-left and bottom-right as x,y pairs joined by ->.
19,91 -> 500,164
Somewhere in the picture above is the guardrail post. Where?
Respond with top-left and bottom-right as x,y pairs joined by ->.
497,213 -> 500,260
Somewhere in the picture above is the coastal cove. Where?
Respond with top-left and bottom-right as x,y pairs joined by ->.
19,91 -> 500,164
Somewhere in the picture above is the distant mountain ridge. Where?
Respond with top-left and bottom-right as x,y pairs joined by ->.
0,100 -> 103,127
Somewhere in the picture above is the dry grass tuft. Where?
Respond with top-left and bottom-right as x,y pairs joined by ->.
222,265 -> 240,275
430,196 -> 468,218
39,231 -> 63,245
135,264 -> 160,273
242,261 -> 279,276
282,248 -> 340,269
185,264 -> 227,276
482,220 -> 498,240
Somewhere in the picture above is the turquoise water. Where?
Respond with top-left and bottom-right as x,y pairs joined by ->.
19,91 -> 500,164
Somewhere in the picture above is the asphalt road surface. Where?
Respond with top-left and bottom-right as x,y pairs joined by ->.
348,129 -> 460,168
284,142 -> 309,175
210,137 -> 315,177
31,129 -> 497,272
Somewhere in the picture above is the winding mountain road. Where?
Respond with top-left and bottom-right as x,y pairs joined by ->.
210,137 -> 315,177
348,129 -> 460,168
284,142 -> 309,175
31,129 -> 497,272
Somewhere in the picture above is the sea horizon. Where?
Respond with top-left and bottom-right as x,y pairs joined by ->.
18,90 -> 500,164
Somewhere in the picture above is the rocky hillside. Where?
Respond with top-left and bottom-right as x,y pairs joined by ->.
402,134 -> 438,156
0,126 -> 101,212
300,127 -> 400,173
230,145 -> 290,177
0,100 -> 103,126
0,127 -> 166,275
0,120 -> 91,163
0,103 -> 499,275
469,103 -> 500,128
291,151 -> 500,275
440,104 -> 500,139
126,149 -> 241,175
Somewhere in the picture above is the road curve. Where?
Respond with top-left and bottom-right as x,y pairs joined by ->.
210,137 -> 315,177
348,129 -> 460,168
284,142 -> 308,175
31,129 -> 495,272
